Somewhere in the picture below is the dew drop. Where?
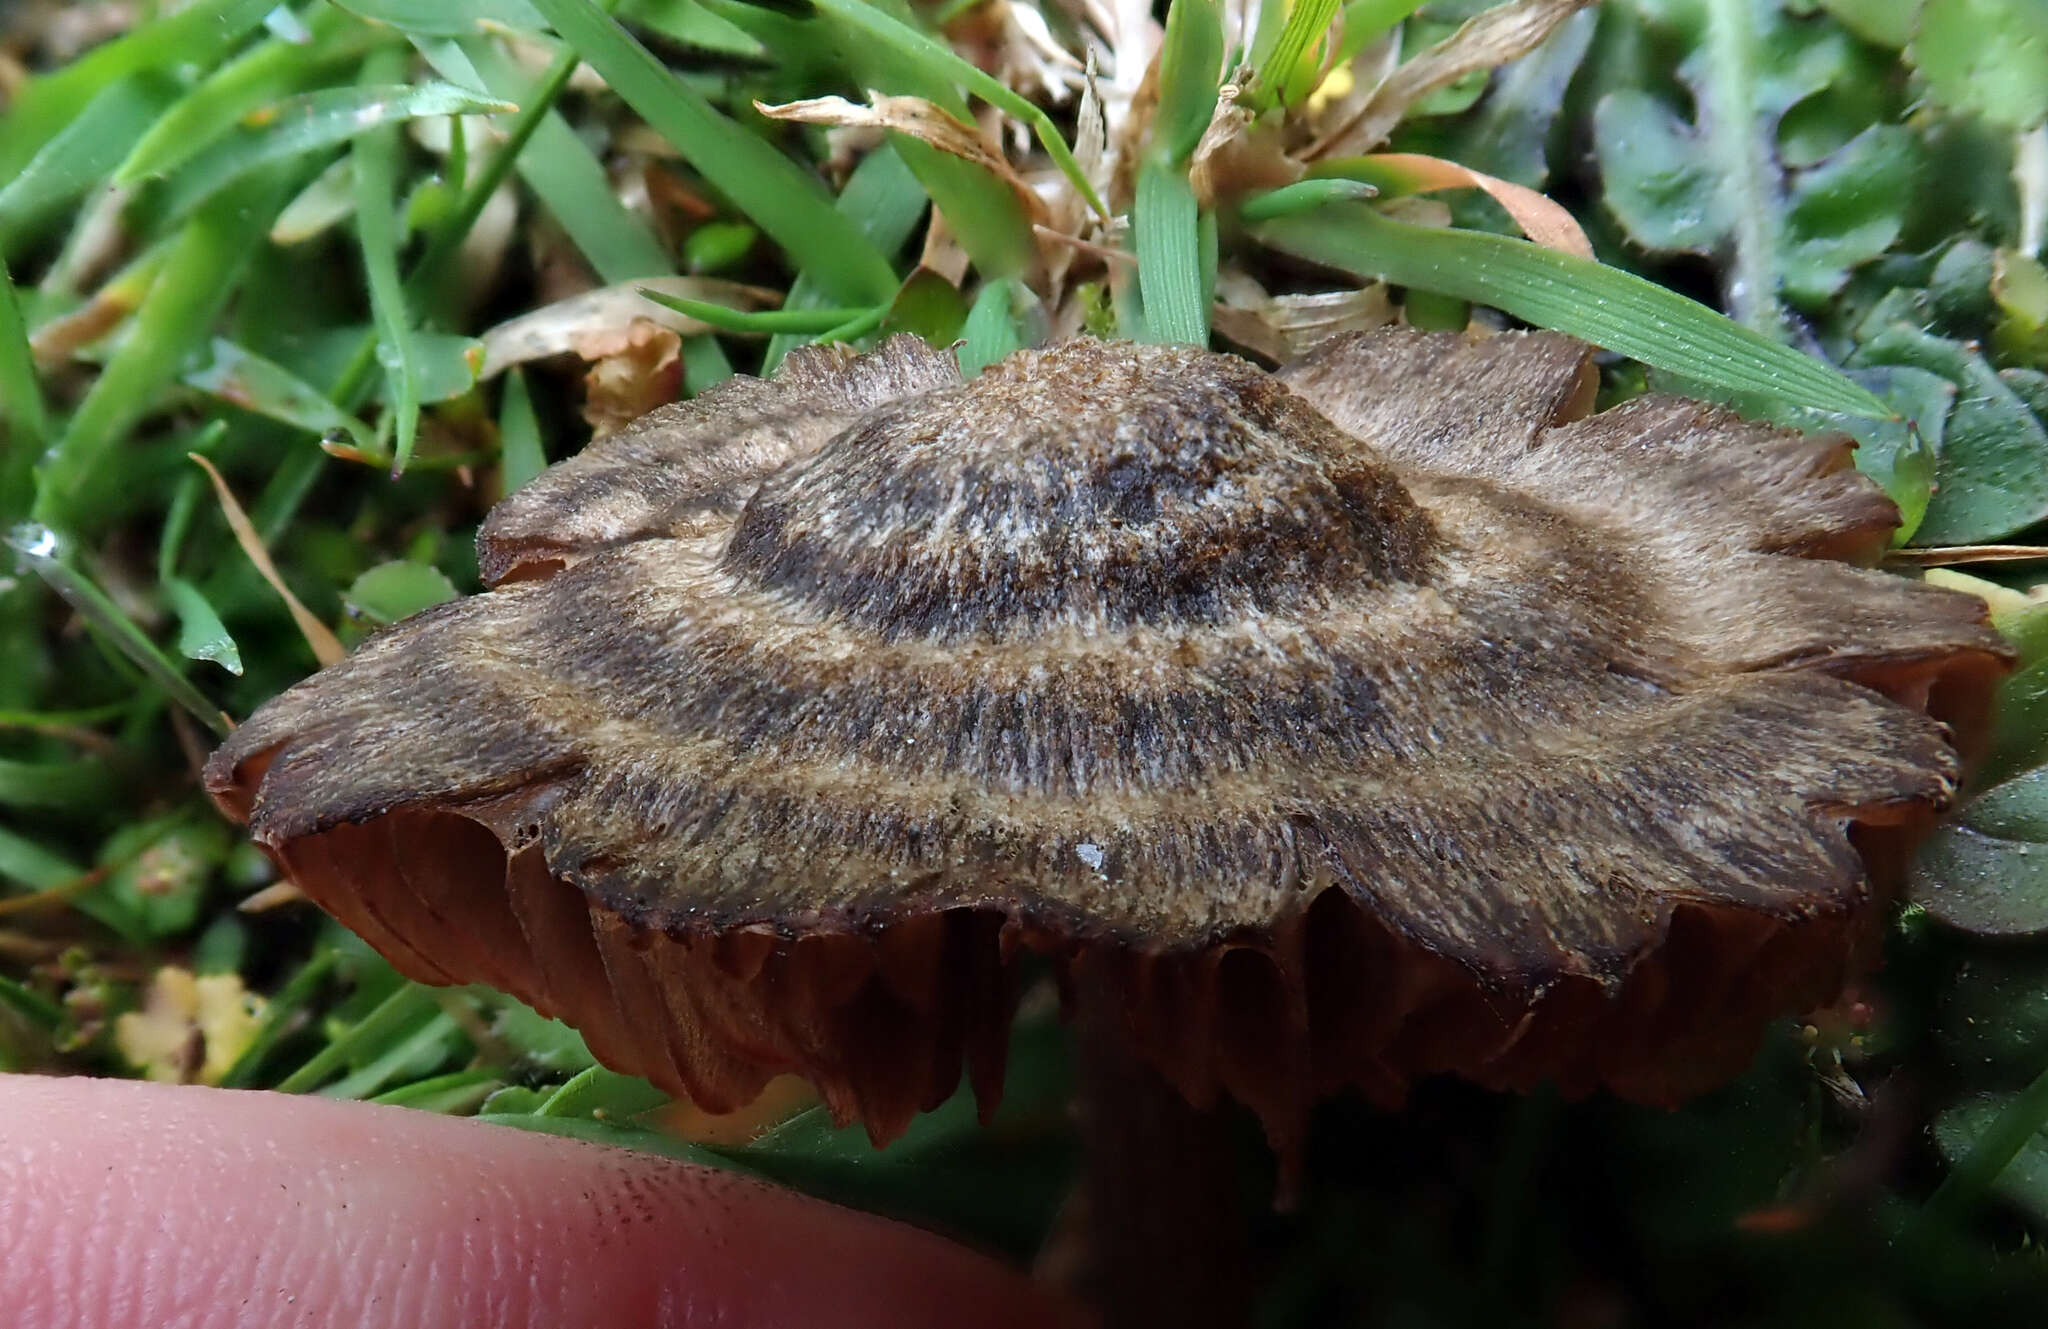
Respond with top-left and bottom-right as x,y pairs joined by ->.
8,521 -> 61,562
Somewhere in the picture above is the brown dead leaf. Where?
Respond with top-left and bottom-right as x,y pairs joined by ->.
1305,0 -> 1597,160
1193,118 -> 1303,210
478,277 -> 778,380
579,318 -> 683,438
1187,82 -> 1265,207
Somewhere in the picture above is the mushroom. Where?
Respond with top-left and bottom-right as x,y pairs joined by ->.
206,330 -> 2007,1304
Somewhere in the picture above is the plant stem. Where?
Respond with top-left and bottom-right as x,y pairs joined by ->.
1700,0 -> 1787,339
1075,972 -> 1251,1329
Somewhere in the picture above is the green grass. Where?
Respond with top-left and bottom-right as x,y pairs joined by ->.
5,1 -> 2048,1322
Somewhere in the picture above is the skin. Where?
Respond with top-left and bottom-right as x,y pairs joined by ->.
0,1073 -> 1080,1329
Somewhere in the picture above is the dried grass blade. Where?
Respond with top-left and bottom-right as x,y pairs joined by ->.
806,0 -> 1109,219
1887,546 -> 2048,567
1340,152 -> 1590,257
189,454 -> 344,667
758,95 -> 1049,224
1305,0 -> 1595,159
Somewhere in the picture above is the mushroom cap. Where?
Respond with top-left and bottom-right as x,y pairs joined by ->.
205,331 -> 2010,1147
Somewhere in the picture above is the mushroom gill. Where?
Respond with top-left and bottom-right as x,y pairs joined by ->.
204,330 -> 2011,1153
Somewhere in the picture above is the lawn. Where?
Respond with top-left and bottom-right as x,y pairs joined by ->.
4,0 -> 2048,1323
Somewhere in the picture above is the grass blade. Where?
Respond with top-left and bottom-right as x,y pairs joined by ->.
1135,158 -> 1208,345
681,333 -> 734,393
0,826 -> 84,894
159,83 -> 515,224
1154,0 -> 1224,166
0,971 -> 63,1031
271,157 -> 359,245
33,177 -> 282,527
114,6 -> 392,185
1251,0 -> 1343,109
218,949 -> 340,1089
1919,1060 -> 2048,1237
498,369 -> 546,499
7,527 -> 231,737
637,289 -> 868,334
0,74 -> 176,247
765,144 -> 929,370
1133,0 -> 1222,346
320,1013 -> 464,1099
620,0 -> 765,56
274,982 -> 440,1093
0,259 -> 47,480
353,56 -> 422,475
476,1112 -> 724,1165
526,0 -> 900,303
1252,200 -> 1889,419
1237,177 -> 1377,222
408,43 -> 580,302
0,757 -> 114,812
537,1065 -> 670,1118
424,37 -> 673,285
184,339 -> 376,452
370,1068 -> 505,1113
331,0 -> 552,36
959,277 -> 1028,376
818,45 -> 1036,278
161,576 -> 244,676
0,0 -> 278,180
813,305 -> 891,344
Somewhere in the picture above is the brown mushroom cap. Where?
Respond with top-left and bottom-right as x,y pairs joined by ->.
205,331 -> 2011,1150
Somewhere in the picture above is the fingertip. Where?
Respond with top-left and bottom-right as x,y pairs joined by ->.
0,1074 -> 1081,1329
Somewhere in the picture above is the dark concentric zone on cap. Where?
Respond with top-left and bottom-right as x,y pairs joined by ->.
720,343 -> 1437,642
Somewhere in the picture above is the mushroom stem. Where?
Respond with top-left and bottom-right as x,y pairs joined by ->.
1075,973 -> 1253,1329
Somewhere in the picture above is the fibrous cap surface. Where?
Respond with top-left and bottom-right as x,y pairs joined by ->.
207,331 -> 2010,1145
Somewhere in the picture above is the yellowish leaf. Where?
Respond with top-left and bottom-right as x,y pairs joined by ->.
115,966 -> 266,1086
